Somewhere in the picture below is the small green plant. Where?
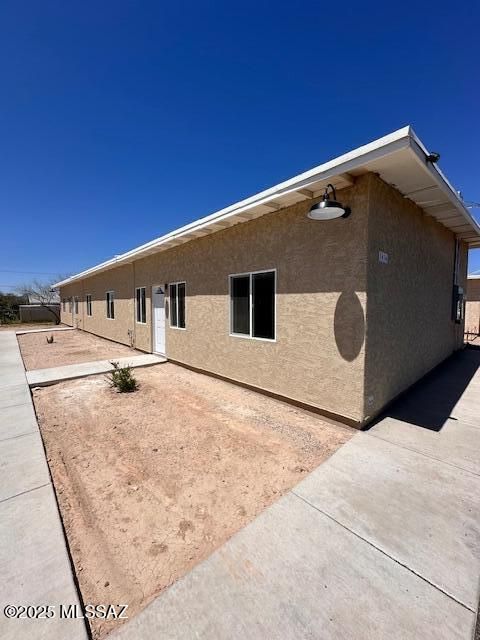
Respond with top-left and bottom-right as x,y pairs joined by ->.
107,361 -> 138,393
46,335 -> 54,344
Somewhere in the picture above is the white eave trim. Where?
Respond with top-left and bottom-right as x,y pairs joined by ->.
53,126 -> 480,287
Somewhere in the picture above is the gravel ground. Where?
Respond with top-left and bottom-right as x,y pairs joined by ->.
33,362 -> 354,639
18,329 -> 139,370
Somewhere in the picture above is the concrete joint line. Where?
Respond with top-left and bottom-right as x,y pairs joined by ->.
0,482 -> 51,505
0,429 -> 38,443
290,490 -> 475,614
365,432 -> 480,479
0,400 -> 32,410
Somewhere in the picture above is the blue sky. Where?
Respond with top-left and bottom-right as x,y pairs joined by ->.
1,0 -> 479,291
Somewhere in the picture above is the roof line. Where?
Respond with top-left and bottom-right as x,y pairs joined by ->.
53,126 -> 480,288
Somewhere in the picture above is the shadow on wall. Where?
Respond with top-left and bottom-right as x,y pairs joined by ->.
334,291 -> 365,362
365,345 -> 480,432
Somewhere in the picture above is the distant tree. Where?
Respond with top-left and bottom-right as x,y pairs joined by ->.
0,292 -> 28,324
17,277 -> 66,325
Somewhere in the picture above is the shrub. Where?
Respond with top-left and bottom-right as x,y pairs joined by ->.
107,362 -> 138,393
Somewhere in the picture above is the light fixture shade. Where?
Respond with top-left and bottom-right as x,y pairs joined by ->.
307,199 -> 346,220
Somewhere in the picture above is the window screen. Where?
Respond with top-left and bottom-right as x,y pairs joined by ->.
252,271 -> 275,339
170,282 -> 186,328
136,287 -> 146,323
231,275 -> 250,335
106,291 -> 115,319
170,283 -> 178,327
177,283 -> 186,328
230,271 -> 275,340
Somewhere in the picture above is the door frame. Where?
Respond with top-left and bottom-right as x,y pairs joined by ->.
151,284 -> 166,356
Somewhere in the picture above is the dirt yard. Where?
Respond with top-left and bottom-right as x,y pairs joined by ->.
18,329 -> 139,370
33,363 -> 354,639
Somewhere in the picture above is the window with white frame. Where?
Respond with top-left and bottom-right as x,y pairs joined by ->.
86,294 -> 92,317
170,282 -> 186,328
230,270 -> 276,340
74,296 -> 79,314
106,291 -> 115,319
68,297 -> 73,313
136,287 -> 146,324
62,298 -> 66,312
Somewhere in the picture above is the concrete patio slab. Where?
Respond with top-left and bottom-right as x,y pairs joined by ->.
450,394 -> 480,429
0,484 -> 87,640
0,401 -> 38,440
15,327 -> 75,335
0,330 -> 87,640
112,491 -> 474,640
27,353 -> 166,387
0,383 -> 32,410
294,433 -> 480,610
0,432 -> 50,501
0,368 -> 27,388
368,416 -> 480,475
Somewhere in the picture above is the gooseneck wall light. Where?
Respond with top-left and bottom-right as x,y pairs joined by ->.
307,184 -> 351,220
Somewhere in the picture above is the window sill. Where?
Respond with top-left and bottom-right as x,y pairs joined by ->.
170,326 -> 186,331
229,332 -> 276,343
136,321 -> 147,325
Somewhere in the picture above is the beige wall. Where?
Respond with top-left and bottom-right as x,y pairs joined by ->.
62,176 -> 370,423
61,264 -> 135,346
59,172 -> 466,426
363,174 -> 467,420
465,278 -> 480,335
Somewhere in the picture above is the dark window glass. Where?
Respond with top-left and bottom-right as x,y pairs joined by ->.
107,292 -> 115,319
141,288 -> 146,323
136,288 -> 146,323
170,283 -> 178,327
177,283 -> 185,328
231,276 -> 250,335
252,272 -> 275,339
86,295 -> 92,316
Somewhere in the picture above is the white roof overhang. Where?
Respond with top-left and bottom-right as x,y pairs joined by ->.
54,126 -> 480,288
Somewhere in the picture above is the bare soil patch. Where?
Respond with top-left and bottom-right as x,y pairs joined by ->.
18,330 -> 139,370
33,363 -> 354,639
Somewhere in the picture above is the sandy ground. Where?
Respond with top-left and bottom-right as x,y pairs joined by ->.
33,363 -> 354,639
17,329 -> 140,370
0,322 -> 60,332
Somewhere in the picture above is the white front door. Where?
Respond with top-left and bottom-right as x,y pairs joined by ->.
152,285 -> 166,354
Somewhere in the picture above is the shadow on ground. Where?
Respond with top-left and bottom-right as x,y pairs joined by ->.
366,345 -> 480,432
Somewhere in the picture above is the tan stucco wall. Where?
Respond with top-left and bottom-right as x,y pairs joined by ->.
59,172 -> 465,425
363,174 -> 466,420
465,278 -> 480,335
60,264 -> 136,346
61,176 -> 370,423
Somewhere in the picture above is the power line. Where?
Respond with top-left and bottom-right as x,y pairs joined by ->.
0,269 -> 59,275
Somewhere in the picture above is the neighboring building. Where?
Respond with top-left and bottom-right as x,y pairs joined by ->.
465,276 -> 480,336
54,127 -> 480,427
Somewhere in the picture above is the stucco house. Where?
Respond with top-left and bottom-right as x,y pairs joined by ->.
54,127 -> 480,427
465,275 -> 480,336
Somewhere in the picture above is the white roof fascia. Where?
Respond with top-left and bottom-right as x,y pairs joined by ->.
53,126 -> 480,287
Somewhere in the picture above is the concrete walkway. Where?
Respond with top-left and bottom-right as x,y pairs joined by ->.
0,332 -> 87,640
113,346 -> 480,640
15,326 -> 75,335
27,353 -> 166,387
